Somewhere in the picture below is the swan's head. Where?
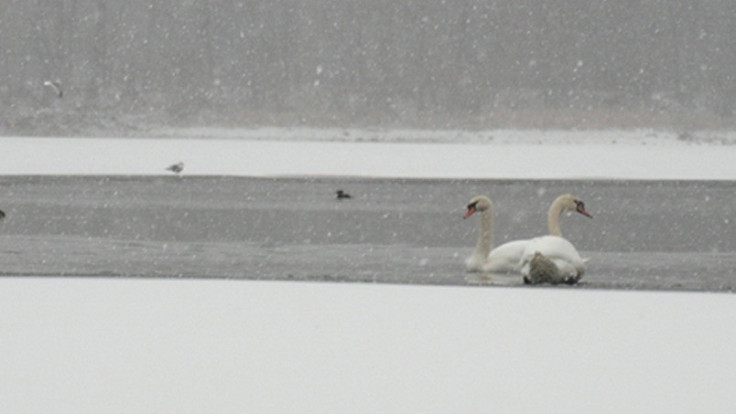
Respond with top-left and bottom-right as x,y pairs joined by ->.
464,195 -> 492,219
557,194 -> 593,218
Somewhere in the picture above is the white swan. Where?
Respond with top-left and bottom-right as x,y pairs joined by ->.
464,194 -> 591,274
463,195 -> 538,273
463,196 -> 502,272
518,194 -> 590,284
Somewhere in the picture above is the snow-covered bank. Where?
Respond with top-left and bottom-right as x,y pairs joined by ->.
1,129 -> 736,180
1,278 -> 734,413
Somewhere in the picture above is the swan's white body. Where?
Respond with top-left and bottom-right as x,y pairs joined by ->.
466,239 -> 527,273
464,195 -> 590,280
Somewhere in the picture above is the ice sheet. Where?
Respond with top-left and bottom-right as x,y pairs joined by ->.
1,129 -> 735,180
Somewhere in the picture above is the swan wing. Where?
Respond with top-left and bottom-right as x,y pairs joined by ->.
483,239 -> 530,273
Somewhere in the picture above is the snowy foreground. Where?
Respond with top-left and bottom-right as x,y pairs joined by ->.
2,278 -> 734,413
2,129 -> 736,412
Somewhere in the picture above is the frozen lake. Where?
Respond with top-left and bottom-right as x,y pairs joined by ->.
2,175 -> 733,292
2,134 -> 735,413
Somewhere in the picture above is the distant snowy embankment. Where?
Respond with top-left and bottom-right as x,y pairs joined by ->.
1,129 -> 735,180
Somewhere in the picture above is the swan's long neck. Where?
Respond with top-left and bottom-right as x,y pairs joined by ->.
547,199 -> 564,237
474,209 -> 494,258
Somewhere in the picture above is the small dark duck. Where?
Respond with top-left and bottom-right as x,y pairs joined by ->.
166,162 -> 184,174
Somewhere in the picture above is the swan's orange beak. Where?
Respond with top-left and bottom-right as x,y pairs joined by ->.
577,204 -> 593,218
463,206 -> 476,219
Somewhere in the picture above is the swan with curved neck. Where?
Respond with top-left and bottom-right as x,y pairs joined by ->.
463,194 -> 589,278
463,196 -> 500,272
546,194 -> 592,237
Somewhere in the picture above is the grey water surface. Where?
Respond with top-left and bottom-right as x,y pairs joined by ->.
0,176 -> 734,292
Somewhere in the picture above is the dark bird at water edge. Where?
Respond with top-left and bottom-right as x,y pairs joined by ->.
166,162 -> 184,174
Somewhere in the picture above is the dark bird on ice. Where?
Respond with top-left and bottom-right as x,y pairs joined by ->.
43,80 -> 63,98
0,209 -> 5,220
166,162 -> 184,174
336,190 -> 352,200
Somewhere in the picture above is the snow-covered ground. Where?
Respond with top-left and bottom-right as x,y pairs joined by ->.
2,278 -> 734,413
1,128 -> 736,179
1,129 -> 735,413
